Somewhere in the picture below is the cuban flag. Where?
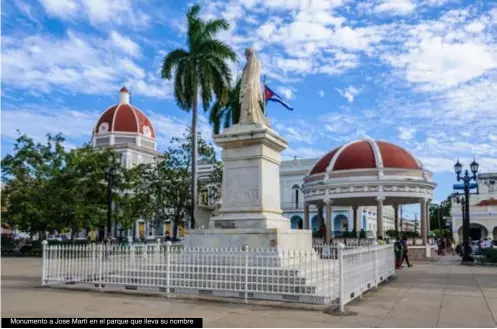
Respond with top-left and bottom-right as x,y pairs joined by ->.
264,85 -> 294,111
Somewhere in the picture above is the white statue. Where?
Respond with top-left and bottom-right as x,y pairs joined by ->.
239,48 -> 268,125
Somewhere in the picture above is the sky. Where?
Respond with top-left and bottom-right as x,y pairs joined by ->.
2,0 -> 497,220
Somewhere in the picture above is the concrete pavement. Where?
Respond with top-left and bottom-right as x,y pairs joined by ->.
1,256 -> 496,327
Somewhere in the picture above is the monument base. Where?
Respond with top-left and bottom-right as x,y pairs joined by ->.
183,228 -> 313,250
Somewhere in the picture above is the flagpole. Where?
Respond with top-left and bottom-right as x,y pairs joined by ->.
262,75 -> 267,116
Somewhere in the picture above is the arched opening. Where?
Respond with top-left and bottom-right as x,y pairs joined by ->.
292,184 -> 300,209
290,215 -> 303,229
311,215 -> 319,232
334,214 -> 348,233
457,223 -> 488,242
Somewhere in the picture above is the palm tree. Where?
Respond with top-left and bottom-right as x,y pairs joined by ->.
209,78 -> 241,134
161,4 -> 236,229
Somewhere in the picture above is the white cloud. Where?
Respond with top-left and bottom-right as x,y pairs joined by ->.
2,30 -> 171,99
39,0 -> 78,18
375,0 -> 416,15
384,36 -> 497,91
110,31 -> 141,58
38,0 -> 150,29
276,86 -> 295,100
318,90 -> 325,97
335,86 -> 360,103
465,20 -> 486,33
398,127 -> 416,141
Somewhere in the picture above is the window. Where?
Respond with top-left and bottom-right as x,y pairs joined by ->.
292,184 -> 299,208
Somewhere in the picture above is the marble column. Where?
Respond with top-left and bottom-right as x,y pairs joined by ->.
325,201 -> 332,242
377,197 -> 385,238
304,203 -> 310,229
420,199 -> 427,245
353,205 -> 359,236
394,204 -> 399,233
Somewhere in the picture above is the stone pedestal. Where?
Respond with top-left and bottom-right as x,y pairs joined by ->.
184,123 -> 313,250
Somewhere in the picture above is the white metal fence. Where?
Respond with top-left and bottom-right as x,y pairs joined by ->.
41,242 -> 394,311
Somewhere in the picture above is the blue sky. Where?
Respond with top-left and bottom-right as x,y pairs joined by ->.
2,0 -> 496,219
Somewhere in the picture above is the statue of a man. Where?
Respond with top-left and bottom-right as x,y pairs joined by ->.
239,48 -> 268,125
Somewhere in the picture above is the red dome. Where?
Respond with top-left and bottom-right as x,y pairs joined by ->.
310,139 -> 422,174
94,88 -> 155,138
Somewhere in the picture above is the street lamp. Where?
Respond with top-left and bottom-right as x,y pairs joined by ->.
104,166 -> 117,240
454,159 -> 479,264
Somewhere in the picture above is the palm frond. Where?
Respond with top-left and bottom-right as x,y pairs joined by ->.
201,39 -> 237,61
204,18 -> 230,36
161,49 -> 189,80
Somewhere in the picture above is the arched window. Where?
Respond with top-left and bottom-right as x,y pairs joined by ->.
292,184 -> 300,209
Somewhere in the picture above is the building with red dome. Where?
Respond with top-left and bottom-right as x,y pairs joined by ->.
299,138 -> 436,243
92,87 -> 159,168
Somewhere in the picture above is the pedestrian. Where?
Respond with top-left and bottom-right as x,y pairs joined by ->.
394,238 -> 403,269
451,239 -> 456,256
401,235 -> 412,267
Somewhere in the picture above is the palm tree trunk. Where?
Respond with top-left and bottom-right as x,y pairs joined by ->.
191,92 -> 198,229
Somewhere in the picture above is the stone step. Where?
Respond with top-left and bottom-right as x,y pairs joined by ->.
107,271 -> 308,285
102,275 -> 319,294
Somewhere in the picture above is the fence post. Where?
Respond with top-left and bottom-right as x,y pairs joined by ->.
373,246 -> 378,288
41,240 -> 48,286
244,244 -> 249,304
155,238 -> 161,263
91,243 -> 96,281
359,247 -> 363,299
338,243 -> 345,313
165,241 -> 171,297
97,244 -> 103,290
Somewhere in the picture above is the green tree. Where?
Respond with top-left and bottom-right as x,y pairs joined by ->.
161,3 -> 236,228
209,78 -> 241,134
1,133 -> 69,238
429,197 -> 452,231
1,133 -> 131,241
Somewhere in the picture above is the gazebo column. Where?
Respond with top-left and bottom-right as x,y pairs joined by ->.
394,204 -> 399,233
376,197 -> 385,238
353,205 -> 359,236
420,199 -> 427,245
425,199 -> 431,242
304,203 -> 310,229
325,201 -> 332,242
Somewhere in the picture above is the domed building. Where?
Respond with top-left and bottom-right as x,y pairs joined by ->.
299,138 -> 436,243
92,87 -> 159,168
90,88 -> 166,240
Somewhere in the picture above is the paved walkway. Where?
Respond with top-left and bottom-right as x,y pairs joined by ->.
2,257 -> 496,327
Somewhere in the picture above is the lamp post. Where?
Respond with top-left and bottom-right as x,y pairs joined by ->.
104,166 -> 117,240
453,159 -> 479,264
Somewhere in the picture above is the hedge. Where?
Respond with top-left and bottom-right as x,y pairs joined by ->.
479,248 -> 497,264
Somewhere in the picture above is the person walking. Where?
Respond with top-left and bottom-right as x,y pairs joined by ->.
401,235 -> 412,267
394,237 -> 404,269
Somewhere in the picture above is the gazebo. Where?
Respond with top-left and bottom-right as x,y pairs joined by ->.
301,138 -> 437,244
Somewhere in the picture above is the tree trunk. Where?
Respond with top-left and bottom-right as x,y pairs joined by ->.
191,93 -> 198,229
173,215 -> 179,241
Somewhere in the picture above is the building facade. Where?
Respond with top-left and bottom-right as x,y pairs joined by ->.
450,173 -> 497,242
